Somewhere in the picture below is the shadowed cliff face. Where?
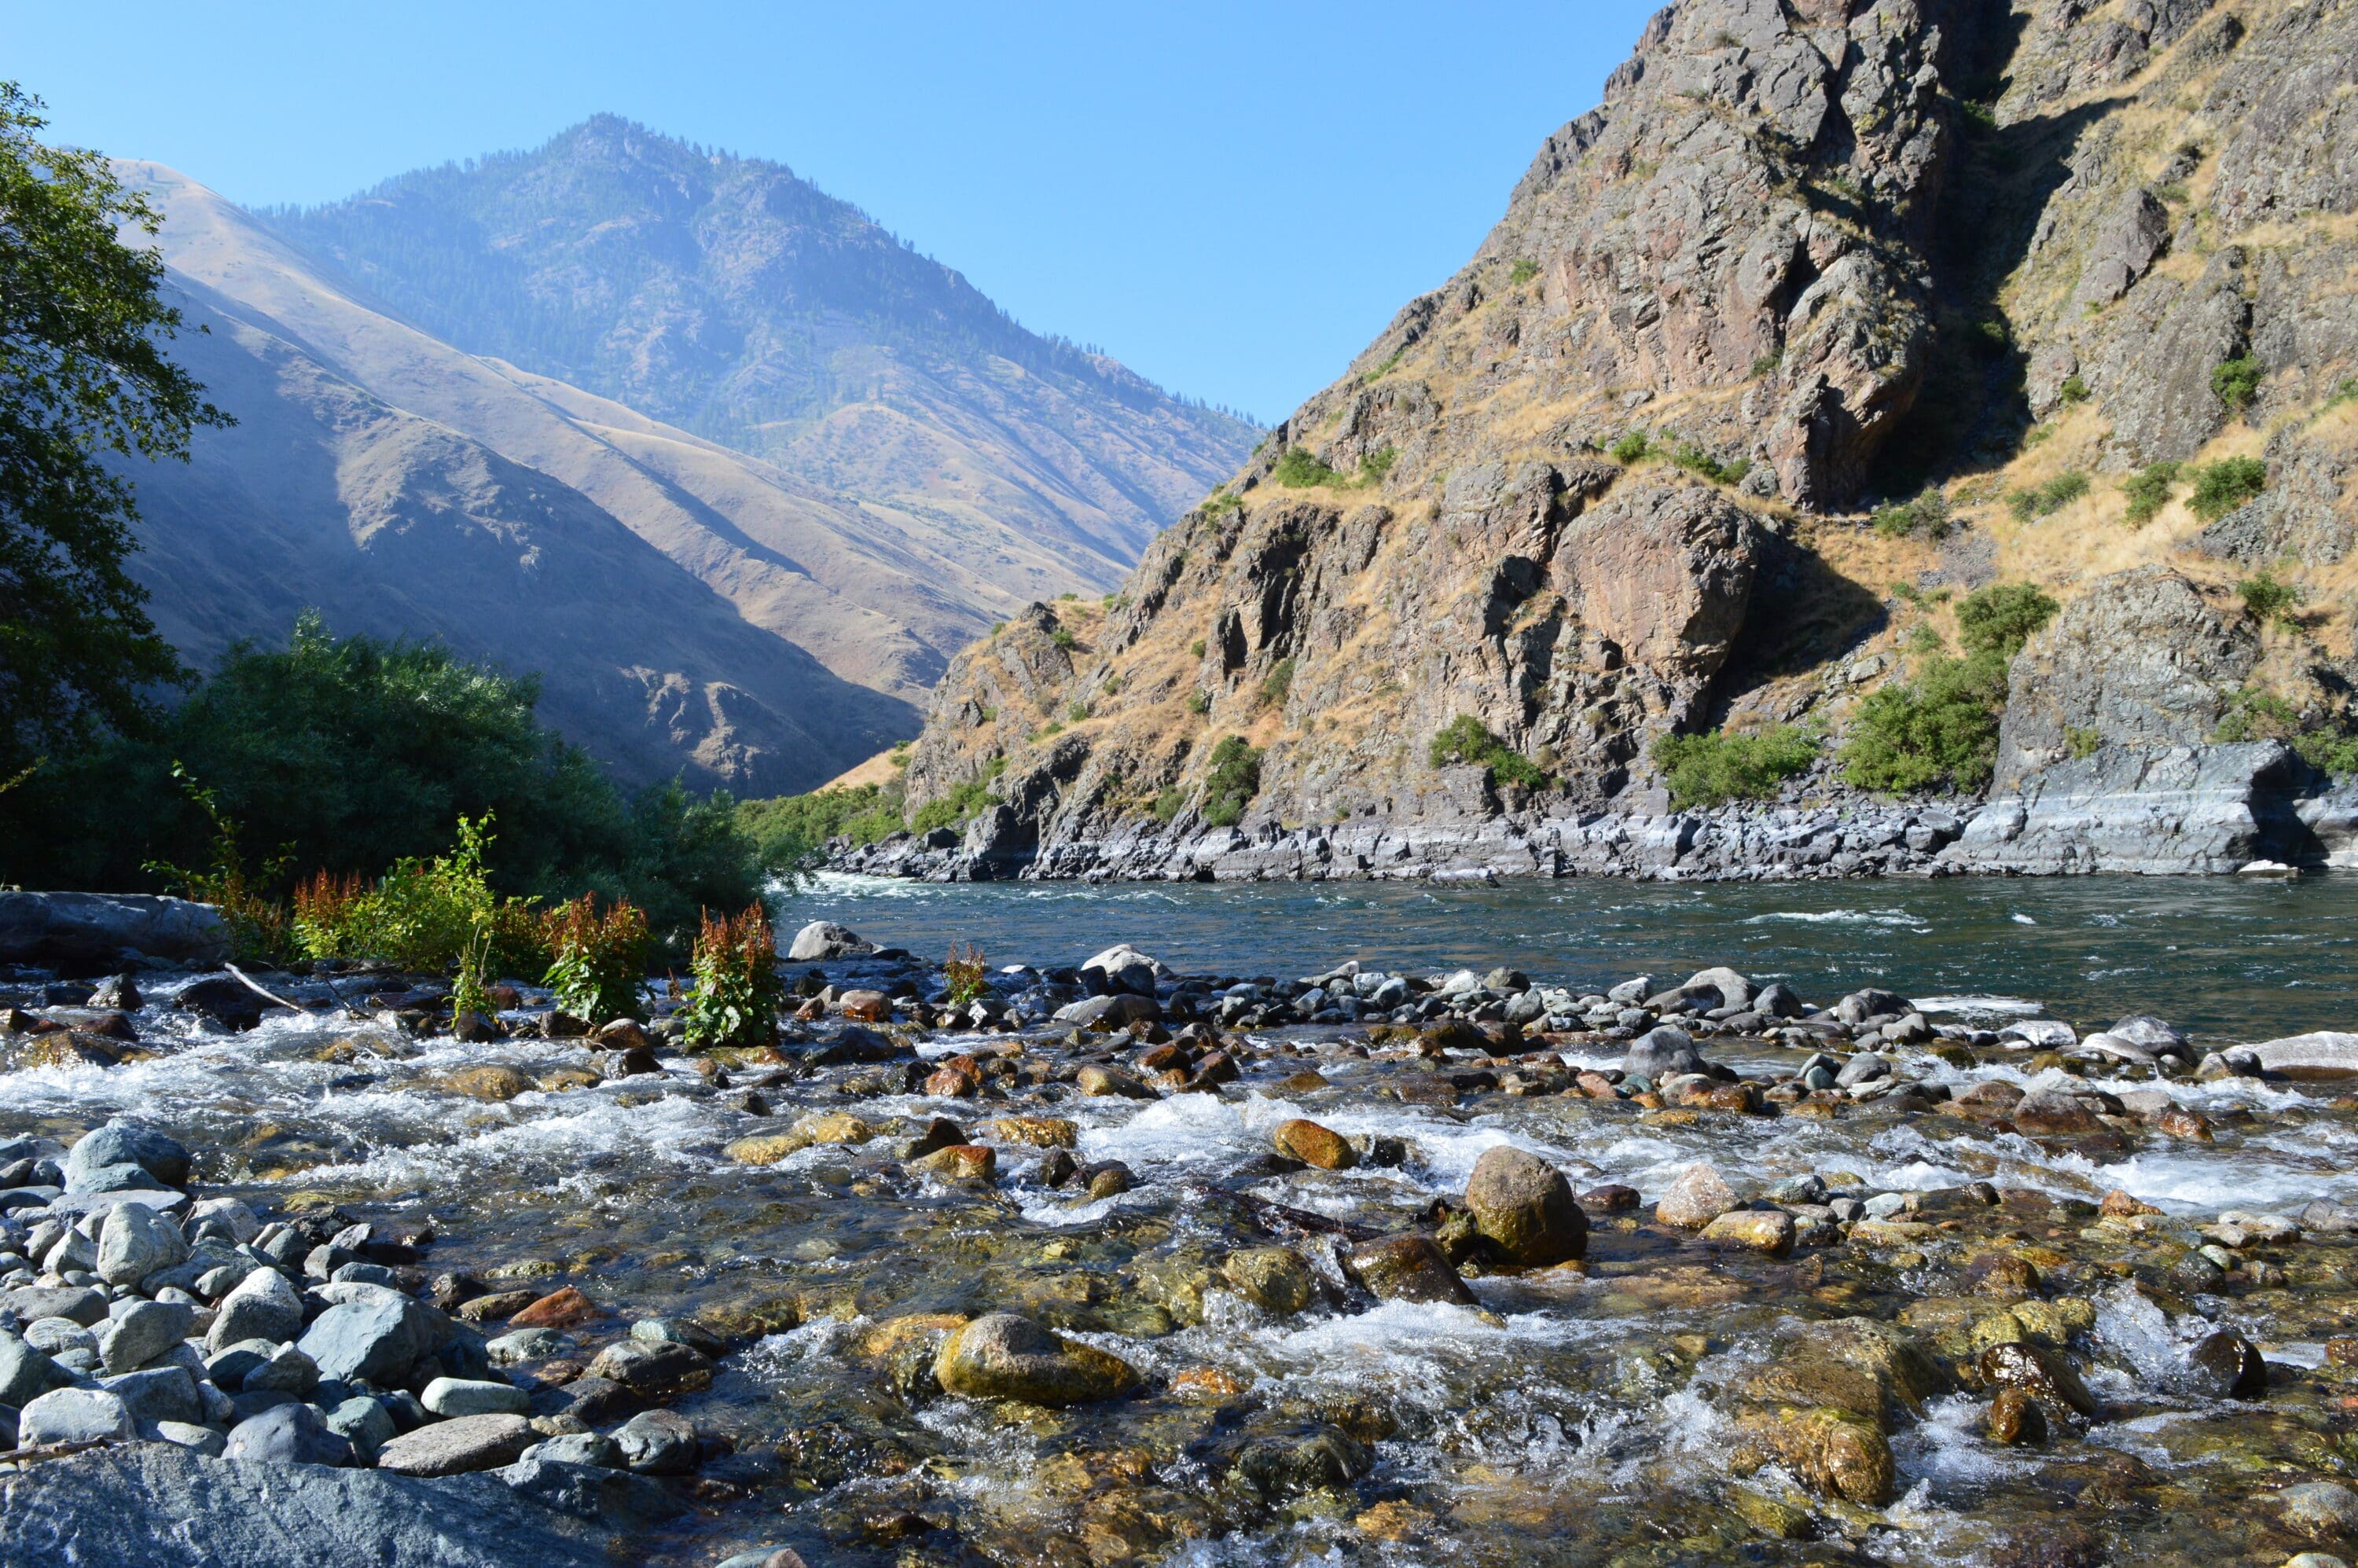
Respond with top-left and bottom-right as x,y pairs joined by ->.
891,0 -> 2358,867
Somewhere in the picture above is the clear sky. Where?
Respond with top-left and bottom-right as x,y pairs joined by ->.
6,1 -> 1658,422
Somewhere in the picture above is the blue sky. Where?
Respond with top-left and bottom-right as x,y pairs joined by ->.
8,1 -> 1658,421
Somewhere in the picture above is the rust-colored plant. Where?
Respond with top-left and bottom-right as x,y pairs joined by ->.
678,902 -> 782,1051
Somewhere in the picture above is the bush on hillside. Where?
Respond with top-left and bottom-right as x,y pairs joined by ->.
1651,725 -> 1819,809
1954,582 -> 2058,659
1200,736 -> 1263,828
1839,651 -> 2013,793
1428,715 -> 1548,791
2189,457 -> 2268,520
2120,461 -> 2180,526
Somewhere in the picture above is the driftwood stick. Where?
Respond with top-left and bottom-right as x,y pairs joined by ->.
223,963 -> 314,1015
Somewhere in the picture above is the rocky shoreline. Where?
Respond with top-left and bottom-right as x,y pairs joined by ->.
6,918 -> 2358,1562
835,740 -> 2358,884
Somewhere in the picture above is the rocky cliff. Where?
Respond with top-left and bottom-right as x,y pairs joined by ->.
869,0 -> 2358,880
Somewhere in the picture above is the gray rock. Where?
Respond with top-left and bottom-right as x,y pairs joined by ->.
0,891 -> 229,967
241,1342 -> 320,1396
69,1161 -> 168,1195
17,1386 -> 135,1445
98,1364 -> 204,1427
6,1283 -> 108,1326
1753,982 -> 1805,1019
22,1316 -> 96,1357
321,1394 -> 397,1460
522,1431 -> 620,1467
785,920 -> 870,961
96,1298 -> 193,1374
186,1196 -> 263,1243
96,1200 -> 187,1286
421,1375 -> 531,1417
1625,1026 -> 1705,1079
1677,967 -> 1753,1010
497,1456 -> 685,1527
2111,1015 -> 2188,1051
1835,1053 -> 1892,1088
153,1419 -> 226,1456
1607,976 -> 1655,1004
376,1412 -> 535,1476
608,1408 -> 700,1474
224,1401 -> 355,1466
207,1264 -> 305,1350
63,1121 -> 191,1190
296,1294 -> 442,1384
1081,943 -> 1160,997
2070,188 -> 2172,310
0,1329 -> 72,1407
1999,1020 -> 2077,1050
2280,1481 -> 2358,1539
2246,1032 -> 2358,1078
487,1327 -> 572,1365
0,1445 -> 612,1565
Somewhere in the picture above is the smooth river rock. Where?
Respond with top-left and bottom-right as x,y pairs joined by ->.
1463,1146 -> 1587,1265
933,1312 -> 1139,1406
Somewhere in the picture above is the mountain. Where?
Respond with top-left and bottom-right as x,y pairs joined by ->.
262,116 -> 1257,582
875,0 -> 2358,879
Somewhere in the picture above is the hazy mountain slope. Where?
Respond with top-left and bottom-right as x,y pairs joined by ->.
134,270 -> 913,792
263,116 -> 1258,580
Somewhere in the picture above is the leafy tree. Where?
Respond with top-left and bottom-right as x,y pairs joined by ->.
0,83 -> 229,775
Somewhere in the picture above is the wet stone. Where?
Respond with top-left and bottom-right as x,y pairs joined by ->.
1463,1146 -> 1586,1265
933,1313 -> 1139,1407
1346,1235 -> 1478,1306
1272,1118 -> 1355,1170
1655,1163 -> 1739,1228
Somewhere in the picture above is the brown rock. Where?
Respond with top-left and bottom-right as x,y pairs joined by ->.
836,990 -> 890,1023
1346,1235 -> 1478,1306
586,1337 -> 715,1396
2010,1091 -> 2100,1137
1579,1184 -> 1640,1212
593,1019 -> 649,1051
1463,1146 -> 1587,1265
442,1065 -> 534,1102
1655,1163 -> 1739,1228
376,1412 -> 534,1476
1075,1064 -> 1155,1099
984,1116 -> 1077,1149
933,1312 -> 1138,1406
1963,1250 -> 2040,1298
2100,1189 -> 2164,1219
1980,1342 -> 2096,1418
924,1063 -> 981,1098
909,1144 -> 997,1183
1273,1118 -> 1356,1170
456,1289 -> 541,1324
1735,1407 -> 1896,1505
1986,1387 -> 2048,1447
1700,1210 -> 1795,1257
510,1286 -> 597,1330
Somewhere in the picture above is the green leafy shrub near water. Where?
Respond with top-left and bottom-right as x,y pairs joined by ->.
542,894 -> 651,1023
1200,736 -> 1264,828
288,813 -> 545,978
737,783 -> 905,865
1651,725 -> 1819,809
2213,687 -> 2358,773
678,903 -> 784,1052
1840,582 -> 2058,794
1428,715 -> 1548,791
2189,456 -> 2268,520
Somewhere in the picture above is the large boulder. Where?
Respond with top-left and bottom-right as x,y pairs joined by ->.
296,1293 -> 443,1384
64,1122 -> 191,1190
97,1201 -> 189,1287
0,1445 -> 611,1565
785,921 -> 870,961
17,1386 -> 135,1445
95,1299 -> 193,1374
376,1413 -> 537,1477
0,891 -> 229,967
1625,1026 -> 1706,1080
1463,1146 -> 1587,1265
932,1313 -> 1139,1406
1081,945 -> 1160,997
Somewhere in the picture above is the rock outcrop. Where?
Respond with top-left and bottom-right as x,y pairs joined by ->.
865,0 -> 2358,882
0,893 -> 229,968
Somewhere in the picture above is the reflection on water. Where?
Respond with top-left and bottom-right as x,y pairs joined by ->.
787,870 -> 2358,1045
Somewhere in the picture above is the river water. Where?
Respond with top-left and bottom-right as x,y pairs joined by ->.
791,869 -> 2358,1045
5,872 -> 2356,1564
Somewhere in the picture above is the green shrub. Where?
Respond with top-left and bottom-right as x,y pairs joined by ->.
2237,571 -> 2305,626
2213,686 -> 2358,773
1151,787 -> 1185,824
1956,582 -> 2059,659
1750,351 -> 1783,378
2120,461 -> 2180,526
1507,258 -> 1540,285
290,813 -> 545,978
2213,355 -> 2264,417
1358,446 -> 1398,484
1651,725 -> 1818,809
1050,627 -> 1078,651
541,894 -> 651,1024
1261,658 -> 1297,707
2008,471 -> 2090,521
1187,691 -> 1210,714
942,942 -> 990,1008
2189,456 -> 2268,520
1200,736 -> 1263,828
1273,447 -> 1343,487
736,784 -> 904,869
1189,639 -> 1207,658
1067,701 -> 1092,722
2058,375 -> 2091,405
1201,490 -> 1242,520
2066,725 -> 2103,760
911,777 -> 994,836
1611,431 -> 1652,465
143,764 -> 292,964
2325,377 -> 2358,414
1669,442 -> 1751,486
1872,490 -> 1952,540
1428,715 -> 1548,791
1839,652 -> 2013,792
677,903 -> 783,1052
2154,181 -> 2189,206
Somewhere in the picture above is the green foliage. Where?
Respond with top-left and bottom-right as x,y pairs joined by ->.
2121,461 -> 2181,526
1151,787 -> 1185,824
1427,715 -> 1548,791
1839,652 -> 2013,793
1200,736 -> 1263,828
737,784 -> 902,874
1189,638 -> 1207,658
1651,725 -> 1818,810
2153,181 -> 2189,206
2189,456 -> 2268,520
2237,571 -> 2305,626
1049,626 -> 1079,651
1273,447 -> 1344,487
1507,259 -> 1541,285
541,894 -> 651,1023
2066,725 -> 2104,760
1611,431 -> 1652,465
910,778 -> 994,835
942,942 -> 990,1008
1358,446 -> 1398,484
2213,687 -> 2358,773
1959,99 -> 1999,132
1669,442 -> 1751,486
2058,375 -> 2091,405
290,813 -> 545,978
1200,489 -> 1241,520
0,84 -> 230,778
1186,691 -> 1210,715
143,764 -> 290,964
1067,700 -> 1092,722
2213,355 -> 2264,417
1750,351 -> 1783,379
677,903 -> 783,1052
1260,657 -> 1297,707
1956,582 -> 2058,659
2324,377 -> 2358,414
2007,470 -> 2090,521
1871,490 -> 1952,540
1361,349 -> 1404,384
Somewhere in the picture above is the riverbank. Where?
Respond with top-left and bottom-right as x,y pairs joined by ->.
5,918 -> 2358,1562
